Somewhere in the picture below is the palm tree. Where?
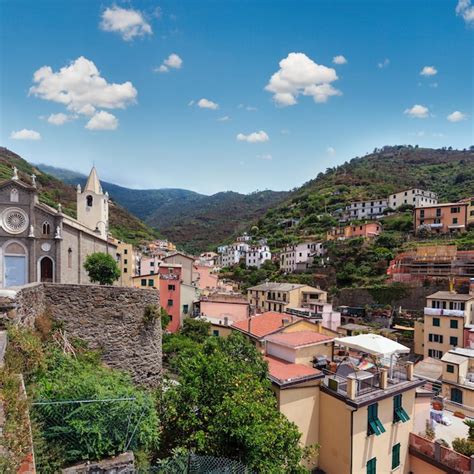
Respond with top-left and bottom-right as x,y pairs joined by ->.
463,419 -> 474,441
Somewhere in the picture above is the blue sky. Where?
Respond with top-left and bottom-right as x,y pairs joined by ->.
0,0 -> 472,194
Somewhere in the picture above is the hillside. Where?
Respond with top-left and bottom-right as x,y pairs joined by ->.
0,148 -> 159,244
251,146 -> 474,249
37,164 -> 288,253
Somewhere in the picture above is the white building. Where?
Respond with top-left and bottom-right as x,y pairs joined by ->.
389,188 -> 438,209
219,242 -> 249,267
346,199 -> 388,220
245,244 -> 271,268
280,242 -> 325,273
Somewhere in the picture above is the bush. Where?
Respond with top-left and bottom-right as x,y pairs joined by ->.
452,438 -> 474,457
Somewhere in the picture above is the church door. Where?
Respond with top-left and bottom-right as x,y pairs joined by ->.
40,257 -> 54,283
4,256 -> 27,287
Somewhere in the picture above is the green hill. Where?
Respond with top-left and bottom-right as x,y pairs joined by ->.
0,147 -> 159,245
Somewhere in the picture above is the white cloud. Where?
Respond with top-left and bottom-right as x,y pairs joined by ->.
327,146 -> 336,155
265,52 -> 341,106
456,0 -> 474,24
404,104 -> 429,119
100,5 -> 152,41
217,116 -> 231,122
85,111 -> 118,130
257,154 -> 272,160
447,111 -> 467,122
155,53 -> 183,73
332,55 -> 347,65
10,129 -> 41,140
47,112 -> 73,125
197,98 -> 219,110
420,66 -> 438,76
236,130 -> 269,143
377,58 -> 390,68
29,56 -> 137,117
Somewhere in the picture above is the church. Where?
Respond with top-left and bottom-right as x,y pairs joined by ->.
0,166 -> 117,288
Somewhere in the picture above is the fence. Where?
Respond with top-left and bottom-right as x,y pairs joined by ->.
151,453 -> 251,473
30,397 -> 151,473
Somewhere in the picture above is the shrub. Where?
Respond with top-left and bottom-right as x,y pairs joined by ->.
83,252 -> 121,285
452,438 -> 474,457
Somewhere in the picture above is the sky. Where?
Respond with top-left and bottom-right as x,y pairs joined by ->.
0,0 -> 473,195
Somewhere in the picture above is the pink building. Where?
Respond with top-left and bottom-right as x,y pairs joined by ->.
193,264 -> 219,290
199,293 -> 250,322
139,255 -> 161,276
158,263 -> 182,333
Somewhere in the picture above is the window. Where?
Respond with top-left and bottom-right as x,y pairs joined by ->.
141,279 -> 147,287
124,259 -> 128,264
124,249 -> 128,254
148,279 -> 154,287
183,304 -> 189,314
450,336 -> 458,346
86,195 -> 93,207
366,457 -> 376,474
428,334 -> 443,343
447,364 -> 455,373
367,403 -> 385,436
433,318 -> 440,326
451,207 -> 460,214
451,387 -> 463,404
150,261 -> 155,267
212,330 -> 219,337
420,209 -> 425,218
428,349 -> 443,359
392,443 -> 400,470
123,268 -> 128,273
436,208 -> 441,217
42,222 -> 50,235
168,284 -> 176,291
393,394 -> 410,423
167,299 -> 173,307
453,218 -> 458,224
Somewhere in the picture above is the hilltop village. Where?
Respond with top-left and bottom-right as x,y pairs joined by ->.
1,161 -> 474,474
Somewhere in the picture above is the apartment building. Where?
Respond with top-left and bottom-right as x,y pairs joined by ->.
113,240 -> 139,287
245,244 -> 271,268
139,255 -> 161,276
327,222 -> 382,241
266,333 -> 422,472
440,347 -> 474,416
163,251 -> 195,285
414,201 -> 469,235
389,188 -> 437,209
460,196 -> 474,228
218,242 -> 250,267
346,199 -> 388,220
419,287 -> 474,359
280,241 -> 325,273
247,282 -> 327,313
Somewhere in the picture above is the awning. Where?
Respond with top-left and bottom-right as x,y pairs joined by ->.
334,333 -> 410,357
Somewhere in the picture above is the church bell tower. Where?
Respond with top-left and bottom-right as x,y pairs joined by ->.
76,167 -> 109,239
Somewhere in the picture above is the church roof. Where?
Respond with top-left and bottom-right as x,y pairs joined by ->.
84,167 -> 103,194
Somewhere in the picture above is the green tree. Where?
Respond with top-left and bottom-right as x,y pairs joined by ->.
464,419 -> 474,441
83,252 -> 121,285
160,333 -> 312,472
180,318 -> 211,343
160,307 -> 171,330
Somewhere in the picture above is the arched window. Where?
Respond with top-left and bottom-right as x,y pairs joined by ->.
10,188 -> 19,203
42,221 -> 51,235
451,387 -> 463,404
86,195 -> 93,207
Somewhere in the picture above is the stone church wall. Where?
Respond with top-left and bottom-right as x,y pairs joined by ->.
0,283 -> 162,387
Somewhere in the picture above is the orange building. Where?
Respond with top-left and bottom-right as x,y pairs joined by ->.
326,222 -> 382,241
414,202 -> 468,235
158,263 -> 182,333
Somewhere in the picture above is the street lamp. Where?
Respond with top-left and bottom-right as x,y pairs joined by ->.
94,220 -> 109,254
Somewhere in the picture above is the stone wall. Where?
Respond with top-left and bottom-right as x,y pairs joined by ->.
62,452 -> 134,474
0,283 -> 162,387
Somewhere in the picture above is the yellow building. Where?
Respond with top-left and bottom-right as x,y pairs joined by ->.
247,282 -> 327,313
132,273 -> 159,289
440,347 -> 474,417
113,240 -> 137,287
419,290 -> 474,359
461,196 -> 474,228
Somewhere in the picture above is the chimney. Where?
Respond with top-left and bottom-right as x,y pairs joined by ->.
224,316 -> 229,326
281,318 -> 290,327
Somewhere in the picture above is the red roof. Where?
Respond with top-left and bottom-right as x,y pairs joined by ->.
265,330 -> 333,347
265,355 -> 321,384
231,312 -> 299,338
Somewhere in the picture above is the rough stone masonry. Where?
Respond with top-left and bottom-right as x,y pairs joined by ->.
0,283 -> 162,387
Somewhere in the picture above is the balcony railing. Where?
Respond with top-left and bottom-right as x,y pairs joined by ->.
424,307 -> 465,317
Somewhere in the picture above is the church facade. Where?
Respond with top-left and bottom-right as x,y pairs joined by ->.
0,167 -> 117,288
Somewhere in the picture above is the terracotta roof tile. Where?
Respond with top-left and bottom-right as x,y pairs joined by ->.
265,331 -> 333,347
265,355 -> 321,384
231,312 -> 299,338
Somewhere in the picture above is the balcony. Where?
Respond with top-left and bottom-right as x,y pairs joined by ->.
424,307 -> 465,317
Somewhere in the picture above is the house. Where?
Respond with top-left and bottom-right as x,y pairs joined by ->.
139,255 -> 162,276
326,222 -> 382,241
280,241 -> 325,273
245,244 -> 271,268
389,188 -> 437,209
218,242 -> 249,267
247,282 -> 327,314
197,292 -> 250,322
163,251 -> 195,285
440,347 -> 474,417
286,304 -> 341,332
346,199 -> 388,220
414,201 -> 468,235
193,264 -> 220,290
0,166 -> 117,287
460,196 -> 474,228
416,282 -> 474,359
113,240 -> 139,287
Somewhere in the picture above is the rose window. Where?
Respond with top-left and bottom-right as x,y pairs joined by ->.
2,208 -> 29,234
